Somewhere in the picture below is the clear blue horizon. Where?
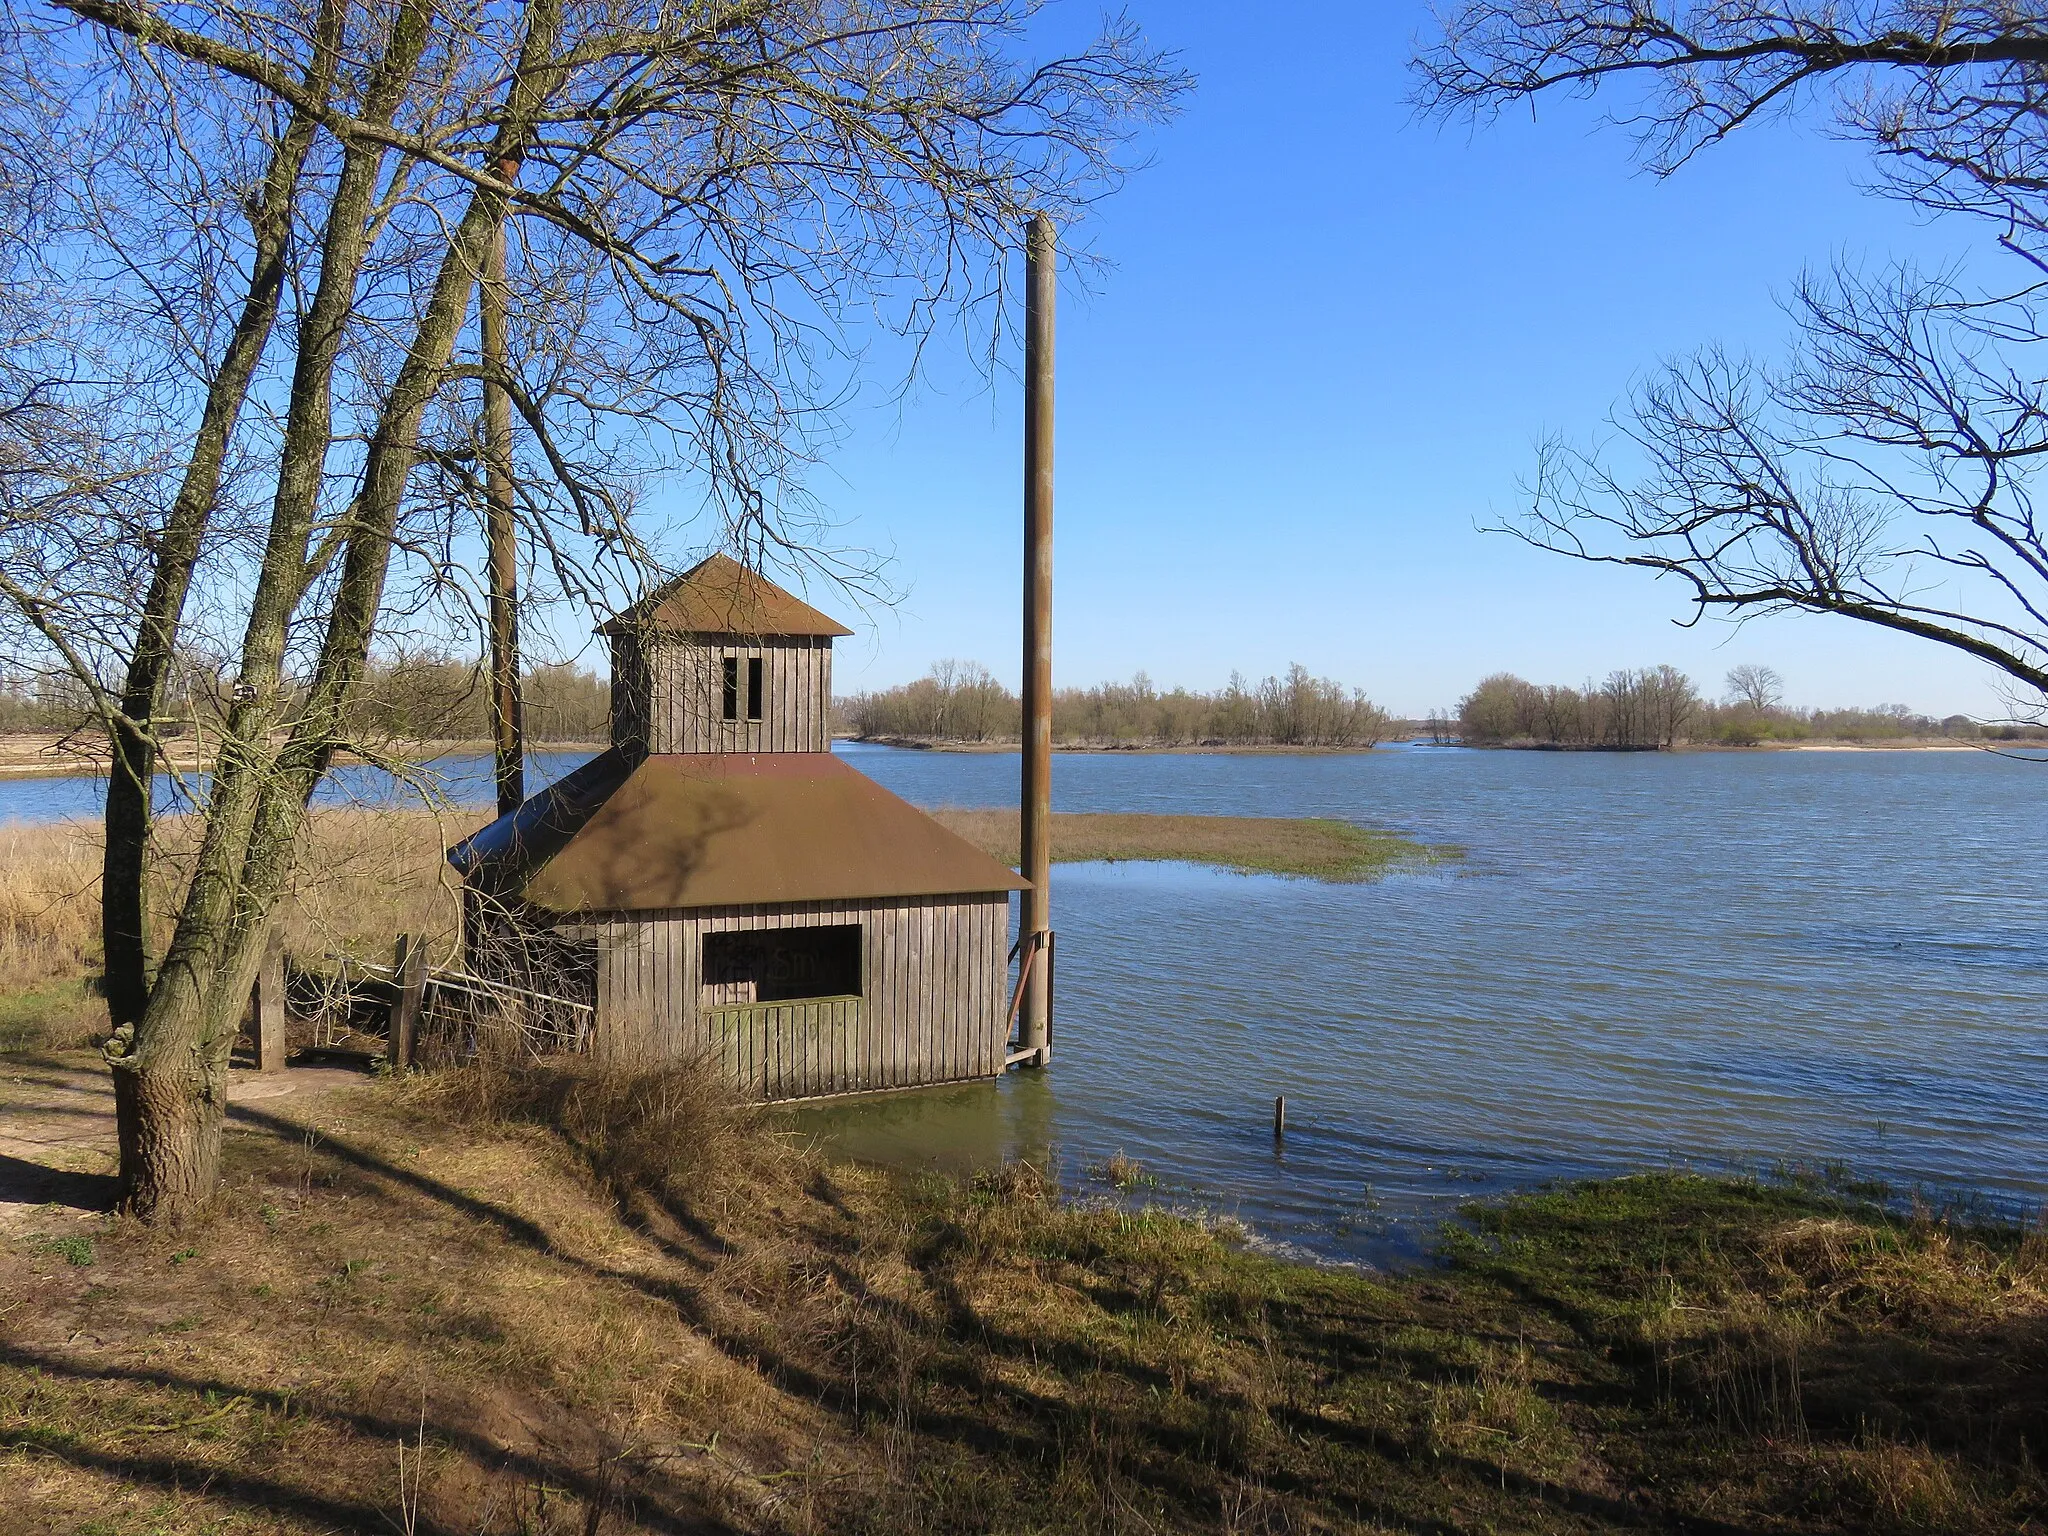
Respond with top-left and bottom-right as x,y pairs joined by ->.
640,2 -> 2015,720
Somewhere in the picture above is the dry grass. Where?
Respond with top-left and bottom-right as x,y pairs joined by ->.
0,809 -> 488,1050
0,821 -> 105,991
155,806 -> 485,964
411,1047 -> 774,1227
931,808 -> 1457,881
2,1060 -> 2042,1536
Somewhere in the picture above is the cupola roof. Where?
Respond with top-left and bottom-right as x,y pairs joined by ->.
599,553 -> 853,639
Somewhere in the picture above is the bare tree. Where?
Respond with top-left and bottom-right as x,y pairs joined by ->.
1725,663 -> 1784,711
1414,4 -> 2048,714
0,0 -> 1185,1219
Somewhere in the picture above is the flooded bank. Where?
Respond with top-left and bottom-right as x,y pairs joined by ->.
5,740 -> 2043,1267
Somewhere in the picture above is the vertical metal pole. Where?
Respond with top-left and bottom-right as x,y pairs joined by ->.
1018,213 -> 1055,1066
483,160 -> 524,819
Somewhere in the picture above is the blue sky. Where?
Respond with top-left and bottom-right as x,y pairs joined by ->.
662,2 -> 2012,718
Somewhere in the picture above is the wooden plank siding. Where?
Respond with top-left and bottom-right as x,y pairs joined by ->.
588,892 -> 1010,1098
613,634 -> 833,754
700,998 -> 860,1099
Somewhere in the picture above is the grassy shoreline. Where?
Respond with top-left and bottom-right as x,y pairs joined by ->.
862,733 -> 1996,755
853,733 -> 1405,755
3,1052 -> 2042,1534
933,807 -> 1459,881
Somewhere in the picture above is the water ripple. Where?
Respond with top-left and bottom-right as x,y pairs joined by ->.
802,744 -> 2048,1266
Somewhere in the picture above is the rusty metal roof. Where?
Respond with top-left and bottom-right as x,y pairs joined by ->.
599,554 -> 854,639
450,750 -> 1027,913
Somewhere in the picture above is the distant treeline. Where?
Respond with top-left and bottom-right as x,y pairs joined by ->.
0,671 -> 96,733
347,655 -> 610,742
6,651 -> 2029,754
839,661 -> 1393,747
0,657 -> 611,743
1453,667 -> 2041,748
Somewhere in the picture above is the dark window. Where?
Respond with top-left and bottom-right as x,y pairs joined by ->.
702,924 -> 861,1006
721,656 -> 739,721
746,656 -> 763,721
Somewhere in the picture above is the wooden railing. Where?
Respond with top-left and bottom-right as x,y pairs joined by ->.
322,938 -> 595,1067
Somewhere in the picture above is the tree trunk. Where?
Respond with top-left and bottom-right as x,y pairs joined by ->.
99,25 -> 339,1027
110,1025 -> 230,1221
108,0 -> 557,1219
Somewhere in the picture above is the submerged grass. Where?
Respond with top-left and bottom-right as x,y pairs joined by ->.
3,1048 -> 2042,1535
932,807 -> 1459,881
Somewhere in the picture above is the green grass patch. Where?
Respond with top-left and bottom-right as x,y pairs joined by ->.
29,1232 -> 95,1267
0,977 -> 105,1053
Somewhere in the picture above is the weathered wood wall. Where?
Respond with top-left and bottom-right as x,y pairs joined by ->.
589,893 -> 1011,1098
610,632 -> 833,755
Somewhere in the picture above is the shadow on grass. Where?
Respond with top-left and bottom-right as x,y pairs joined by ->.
0,1151 -> 116,1213
0,1341 -> 734,1536
8,1080 -> 2041,1535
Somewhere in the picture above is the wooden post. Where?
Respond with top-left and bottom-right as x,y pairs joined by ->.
1017,212 -> 1055,1068
1274,1095 -> 1286,1140
388,933 -> 427,1071
251,929 -> 287,1074
483,156 -> 524,819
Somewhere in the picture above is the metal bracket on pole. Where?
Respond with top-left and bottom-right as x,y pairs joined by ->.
1004,928 -> 1053,1067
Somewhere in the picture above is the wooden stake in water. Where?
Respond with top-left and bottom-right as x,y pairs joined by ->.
1274,1095 -> 1286,1139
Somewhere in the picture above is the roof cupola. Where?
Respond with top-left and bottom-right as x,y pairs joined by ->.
602,554 -> 852,755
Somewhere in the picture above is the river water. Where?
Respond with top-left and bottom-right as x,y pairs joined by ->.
8,742 -> 2044,1267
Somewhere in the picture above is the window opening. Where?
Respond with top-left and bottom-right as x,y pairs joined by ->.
702,924 -> 861,1006
746,656 -> 764,721
721,656 -> 739,721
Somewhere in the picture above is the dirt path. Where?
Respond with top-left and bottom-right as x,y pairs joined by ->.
0,1051 -> 369,1230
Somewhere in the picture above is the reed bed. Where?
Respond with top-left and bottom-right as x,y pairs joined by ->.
0,820 -> 106,990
